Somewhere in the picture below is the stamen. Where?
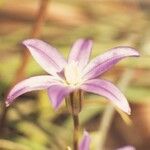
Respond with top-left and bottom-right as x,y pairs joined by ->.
64,61 -> 82,87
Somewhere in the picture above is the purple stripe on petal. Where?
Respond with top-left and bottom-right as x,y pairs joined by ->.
117,146 -> 136,150
81,79 -> 131,114
47,84 -> 74,109
68,39 -> 93,69
79,131 -> 91,150
82,46 -> 140,80
23,39 -> 67,75
6,75 -> 58,107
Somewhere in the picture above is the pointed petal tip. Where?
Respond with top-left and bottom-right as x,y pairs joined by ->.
82,38 -> 93,47
131,48 -> 140,57
22,39 -> 30,45
48,94 -> 60,110
22,39 -> 37,46
23,39 -> 46,49
77,38 -> 93,42
118,46 -> 140,57
5,94 -> 13,107
116,99 -> 131,115
114,101 -> 131,115
135,50 -> 140,56
125,107 -> 131,115
122,100 -> 131,115
85,38 -> 93,43
83,130 -> 89,136
5,101 -> 10,107
127,107 -> 131,115
52,103 -> 59,111
121,104 -> 131,115
49,95 -> 67,111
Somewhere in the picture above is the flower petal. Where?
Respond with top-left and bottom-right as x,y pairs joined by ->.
117,146 -> 136,150
47,84 -> 74,109
79,131 -> 91,150
68,39 -> 93,69
6,75 -> 58,107
82,46 -> 140,80
23,39 -> 67,75
81,79 -> 131,114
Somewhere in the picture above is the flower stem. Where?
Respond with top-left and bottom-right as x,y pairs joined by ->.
72,114 -> 79,150
66,91 -> 83,150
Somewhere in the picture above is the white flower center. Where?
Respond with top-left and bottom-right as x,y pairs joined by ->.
64,61 -> 82,87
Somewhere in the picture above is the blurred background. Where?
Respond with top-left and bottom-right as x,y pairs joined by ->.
0,0 -> 150,150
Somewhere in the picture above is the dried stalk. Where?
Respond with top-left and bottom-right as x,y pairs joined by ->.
0,0 -> 49,131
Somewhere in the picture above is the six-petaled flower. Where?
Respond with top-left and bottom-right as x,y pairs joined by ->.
6,38 -> 139,114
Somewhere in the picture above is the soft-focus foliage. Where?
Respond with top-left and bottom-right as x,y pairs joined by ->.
0,0 -> 150,149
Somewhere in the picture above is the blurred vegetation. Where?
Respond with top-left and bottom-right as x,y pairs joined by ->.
0,0 -> 150,150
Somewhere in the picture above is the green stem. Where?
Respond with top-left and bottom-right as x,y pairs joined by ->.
72,114 -> 79,150
66,91 -> 82,150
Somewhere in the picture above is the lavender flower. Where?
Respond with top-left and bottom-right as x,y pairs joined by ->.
6,39 -> 139,114
79,131 -> 91,150
117,146 -> 136,150
78,131 -> 135,150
